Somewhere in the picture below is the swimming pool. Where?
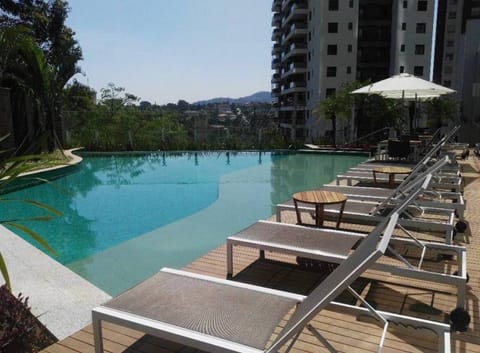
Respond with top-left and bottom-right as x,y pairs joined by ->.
2,151 -> 366,295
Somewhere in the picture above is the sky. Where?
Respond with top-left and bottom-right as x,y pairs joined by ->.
66,0 -> 273,105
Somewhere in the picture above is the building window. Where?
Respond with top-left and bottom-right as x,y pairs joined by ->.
415,44 -> 425,55
346,66 -> 352,74
327,44 -> 338,55
416,23 -> 426,33
326,88 -> 336,97
417,1 -> 427,11
403,1 -> 408,8
328,22 -> 338,33
401,22 -> 406,30
349,0 -> 354,8
447,40 -> 454,47
328,0 -> 339,11
400,66 -> 405,73
348,22 -> 353,30
444,66 -> 453,74
445,53 -> 454,60
443,80 -> 451,87
326,66 -> 337,77
447,25 -> 456,33
448,11 -> 457,19
414,66 -> 424,76
400,44 -> 405,52
347,44 -> 352,52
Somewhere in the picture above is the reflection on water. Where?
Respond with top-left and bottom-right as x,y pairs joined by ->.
1,151 -> 366,268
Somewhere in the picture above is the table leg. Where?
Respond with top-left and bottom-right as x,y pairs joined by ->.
389,173 -> 395,188
316,204 -> 324,227
373,171 -> 377,183
294,199 -> 302,225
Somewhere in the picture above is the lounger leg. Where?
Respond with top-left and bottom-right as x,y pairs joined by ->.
226,241 -> 233,277
307,324 -> 338,353
276,205 -> 282,222
92,313 -> 103,353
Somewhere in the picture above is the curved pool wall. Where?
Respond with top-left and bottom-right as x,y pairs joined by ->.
2,151 -> 367,295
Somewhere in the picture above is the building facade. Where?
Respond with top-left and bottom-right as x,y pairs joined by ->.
272,0 -> 480,144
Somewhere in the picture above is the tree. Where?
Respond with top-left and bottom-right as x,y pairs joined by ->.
313,81 -> 365,147
0,0 -> 82,152
423,96 -> 459,130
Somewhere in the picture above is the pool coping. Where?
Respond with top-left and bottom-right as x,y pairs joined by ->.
0,148 -> 113,340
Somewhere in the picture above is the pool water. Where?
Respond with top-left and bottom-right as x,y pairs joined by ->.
2,151 -> 366,295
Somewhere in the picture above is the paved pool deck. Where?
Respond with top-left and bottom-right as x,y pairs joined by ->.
0,225 -> 111,340
0,149 -> 111,340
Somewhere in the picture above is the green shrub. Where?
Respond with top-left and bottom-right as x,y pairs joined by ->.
0,285 -> 57,352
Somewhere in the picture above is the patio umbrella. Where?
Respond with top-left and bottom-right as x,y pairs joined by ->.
351,73 -> 455,100
351,73 -> 456,134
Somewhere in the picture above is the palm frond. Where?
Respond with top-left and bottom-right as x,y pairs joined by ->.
4,222 -> 57,256
0,252 -> 11,291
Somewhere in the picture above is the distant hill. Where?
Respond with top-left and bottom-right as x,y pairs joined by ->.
193,91 -> 271,105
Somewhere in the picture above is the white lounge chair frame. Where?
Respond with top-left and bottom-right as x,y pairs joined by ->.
277,163 -> 459,243
231,175 -> 468,310
336,127 -> 463,190
227,220 -> 467,309
93,207 -> 451,352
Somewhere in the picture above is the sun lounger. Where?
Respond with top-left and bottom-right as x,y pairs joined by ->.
321,183 -> 465,218
227,220 -> 468,321
277,173 -> 460,244
333,156 -> 466,218
338,128 -> 463,190
93,205 -> 452,353
336,169 -> 462,191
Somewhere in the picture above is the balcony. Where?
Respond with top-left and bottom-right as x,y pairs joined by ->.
282,22 -> 308,43
281,0 -> 293,11
271,28 -> 282,41
281,62 -> 307,79
271,13 -> 282,27
271,58 -> 281,69
281,42 -> 307,62
272,0 -> 282,12
271,43 -> 282,55
283,3 -> 308,26
282,80 -> 306,94
271,72 -> 281,83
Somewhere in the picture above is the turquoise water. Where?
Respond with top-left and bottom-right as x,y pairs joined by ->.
2,151 -> 366,295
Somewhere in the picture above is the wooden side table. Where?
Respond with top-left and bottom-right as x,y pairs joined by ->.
372,166 -> 412,188
292,190 -> 347,228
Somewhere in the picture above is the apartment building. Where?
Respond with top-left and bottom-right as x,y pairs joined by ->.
272,0 -> 445,144
435,0 -> 480,142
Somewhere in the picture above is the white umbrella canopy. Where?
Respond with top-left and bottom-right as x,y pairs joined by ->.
351,73 -> 456,100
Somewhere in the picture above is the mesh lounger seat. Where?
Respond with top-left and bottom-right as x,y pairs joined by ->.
93,207 -> 452,353
321,183 -> 465,219
335,169 -> 461,191
227,220 -> 468,318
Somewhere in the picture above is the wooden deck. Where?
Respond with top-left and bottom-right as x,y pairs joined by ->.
42,158 -> 480,353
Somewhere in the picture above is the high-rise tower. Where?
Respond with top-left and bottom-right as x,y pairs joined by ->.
272,0 -> 443,144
